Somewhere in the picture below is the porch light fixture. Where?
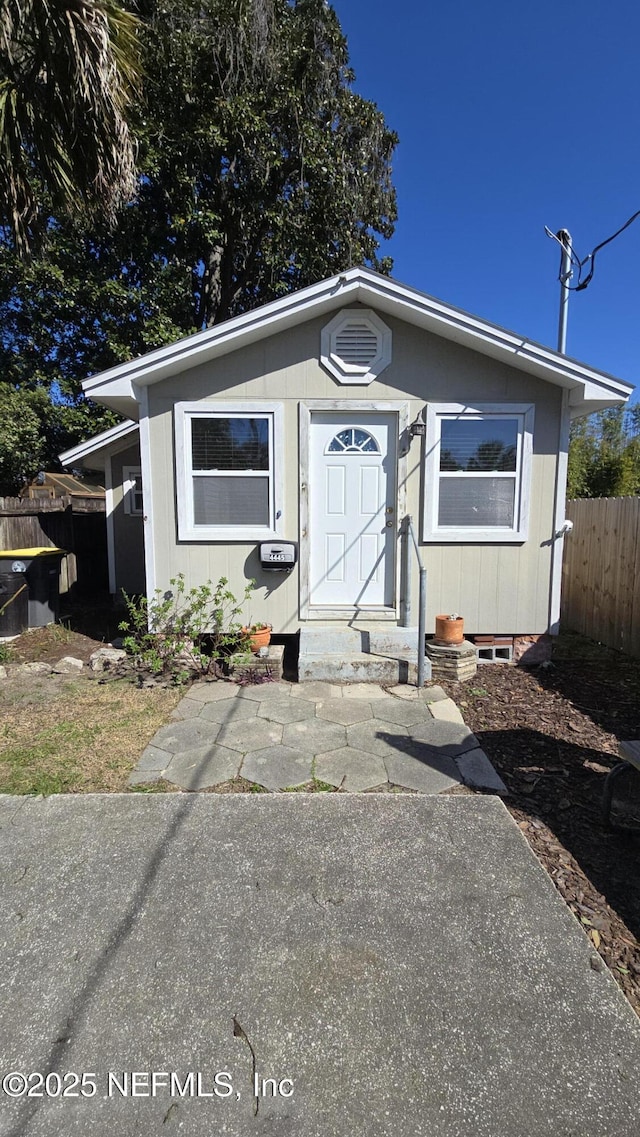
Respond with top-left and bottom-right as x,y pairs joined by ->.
410,409 -> 426,437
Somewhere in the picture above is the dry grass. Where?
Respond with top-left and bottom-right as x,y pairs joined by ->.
0,677 -> 182,795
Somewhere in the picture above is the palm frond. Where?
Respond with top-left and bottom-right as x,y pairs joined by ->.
0,0 -> 142,254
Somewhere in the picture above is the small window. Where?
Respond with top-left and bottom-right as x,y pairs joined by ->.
123,466 -> 143,516
175,402 -> 283,541
326,428 -> 380,454
423,404 -> 534,542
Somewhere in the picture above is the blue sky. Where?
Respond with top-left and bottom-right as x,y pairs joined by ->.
332,0 -> 640,394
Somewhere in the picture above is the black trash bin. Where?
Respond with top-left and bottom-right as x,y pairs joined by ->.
0,570 -> 29,637
0,548 -> 65,628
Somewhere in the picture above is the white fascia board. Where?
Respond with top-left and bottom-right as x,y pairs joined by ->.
357,273 -> 634,405
58,419 -> 139,467
80,265 -> 634,411
82,273 -> 365,400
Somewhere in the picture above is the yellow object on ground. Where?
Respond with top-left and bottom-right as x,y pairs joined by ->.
0,548 -> 65,557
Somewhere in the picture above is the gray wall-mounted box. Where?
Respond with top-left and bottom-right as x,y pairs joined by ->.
259,541 -> 297,572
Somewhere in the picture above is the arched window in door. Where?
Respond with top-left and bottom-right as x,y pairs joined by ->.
326,428 -> 380,454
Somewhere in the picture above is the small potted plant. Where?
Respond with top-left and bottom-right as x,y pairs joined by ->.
241,621 -> 272,653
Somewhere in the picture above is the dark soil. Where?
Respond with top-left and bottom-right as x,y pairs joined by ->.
5,625 -> 109,667
440,629 -> 640,1016
4,595 -> 123,668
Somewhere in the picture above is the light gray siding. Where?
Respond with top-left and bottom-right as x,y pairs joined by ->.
110,441 -> 145,595
145,307 -> 562,634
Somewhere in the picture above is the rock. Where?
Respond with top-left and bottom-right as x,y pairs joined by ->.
455,748 -> 508,793
52,656 -> 84,674
0,665 -> 6,680
15,662 -> 52,675
89,647 -> 127,672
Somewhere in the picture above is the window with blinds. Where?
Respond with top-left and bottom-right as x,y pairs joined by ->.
423,404 -> 534,542
175,403 -> 283,540
190,416 -> 271,526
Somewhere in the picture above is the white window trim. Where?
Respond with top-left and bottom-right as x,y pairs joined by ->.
423,403 -> 534,543
123,465 -> 143,516
175,401 -> 284,541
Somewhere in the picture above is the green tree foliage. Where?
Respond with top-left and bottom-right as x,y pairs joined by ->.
567,406 -> 640,499
0,384 -> 44,493
0,382 -> 118,494
0,1 -> 397,491
131,0 -> 398,326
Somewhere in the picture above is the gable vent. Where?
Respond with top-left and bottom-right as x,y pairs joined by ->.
320,308 -> 392,386
334,322 -> 379,367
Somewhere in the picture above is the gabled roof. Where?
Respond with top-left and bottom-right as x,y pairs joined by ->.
59,419 -> 138,470
82,267 -> 633,418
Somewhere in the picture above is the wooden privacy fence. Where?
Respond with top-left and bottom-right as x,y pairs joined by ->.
0,495 -> 75,551
0,496 -> 107,595
562,497 -> 640,657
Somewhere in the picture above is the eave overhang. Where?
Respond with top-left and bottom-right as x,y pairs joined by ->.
59,419 -> 139,471
81,268 -> 634,418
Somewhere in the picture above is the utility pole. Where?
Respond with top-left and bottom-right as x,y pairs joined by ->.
556,229 -> 572,354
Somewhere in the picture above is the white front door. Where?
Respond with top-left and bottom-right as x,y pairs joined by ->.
309,412 -> 397,608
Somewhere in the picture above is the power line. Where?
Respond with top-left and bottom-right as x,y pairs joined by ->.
545,210 -> 640,292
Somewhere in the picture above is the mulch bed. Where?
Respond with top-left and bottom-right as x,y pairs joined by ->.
440,630 -> 640,1015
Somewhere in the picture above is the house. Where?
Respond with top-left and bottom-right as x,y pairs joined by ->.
60,267 -> 633,677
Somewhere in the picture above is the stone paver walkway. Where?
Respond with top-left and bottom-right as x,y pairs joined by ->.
130,680 -> 507,794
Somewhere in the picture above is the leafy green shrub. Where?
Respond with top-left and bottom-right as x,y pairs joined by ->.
119,574 -> 254,683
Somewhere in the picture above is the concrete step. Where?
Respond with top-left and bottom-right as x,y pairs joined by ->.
300,625 -> 422,653
298,626 -> 431,685
299,651 -> 424,685
366,627 -> 423,656
299,627 -> 366,654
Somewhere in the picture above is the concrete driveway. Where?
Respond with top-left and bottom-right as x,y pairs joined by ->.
0,793 -> 638,1136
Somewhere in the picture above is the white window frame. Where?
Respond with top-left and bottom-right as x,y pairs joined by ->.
123,465 -> 144,516
175,401 -> 284,541
423,403 -> 534,543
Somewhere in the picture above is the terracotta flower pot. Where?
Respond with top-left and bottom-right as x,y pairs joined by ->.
242,625 -> 272,653
434,614 -> 464,646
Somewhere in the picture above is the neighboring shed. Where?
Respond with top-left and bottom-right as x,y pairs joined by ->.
1,474 -> 108,596
20,471 -> 105,504
61,268 -> 633,677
